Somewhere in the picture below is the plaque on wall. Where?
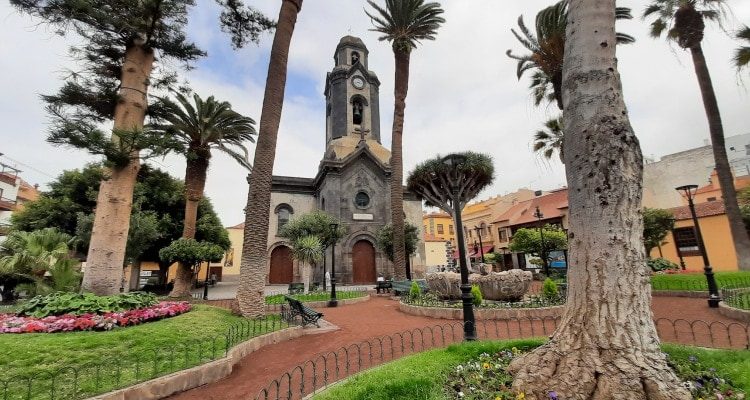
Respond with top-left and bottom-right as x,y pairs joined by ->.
352,213 -> 374,221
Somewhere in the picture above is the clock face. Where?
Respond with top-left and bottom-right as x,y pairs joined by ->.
352,76 -> 365,90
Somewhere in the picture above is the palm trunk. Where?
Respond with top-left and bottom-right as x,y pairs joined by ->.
237,0 -> 302,318
689,44 -> 750,271
169,148 -> 210,298
508,1 -> 689,398
81,43 -> 154,295
389,49 -> 410,281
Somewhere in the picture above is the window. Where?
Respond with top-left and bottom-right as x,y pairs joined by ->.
498,228 -> 507,241
449,225 -> 454,235
355,191 -> 370,208
275,204 -> 294,232
351,51 -> 360,64
746,144 -> 750,156
437,224 -> 444,234
352,100 -> 364,125
674,227 -> 700,256
706,197 -> 717,202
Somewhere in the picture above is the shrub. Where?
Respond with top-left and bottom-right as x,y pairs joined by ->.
648,257 -> 679,272
409,281 -> 421,300
542,278 -> 559,300
471,285 -> 483,306
17,292 -> 158,318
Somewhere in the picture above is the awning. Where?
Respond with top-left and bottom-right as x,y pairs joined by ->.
451,245 -> 494,259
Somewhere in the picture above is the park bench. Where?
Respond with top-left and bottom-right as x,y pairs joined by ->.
282,295 -> 323,327
391,280 -> 429,296
375,280 -> 392,294
288,282 -> 304,294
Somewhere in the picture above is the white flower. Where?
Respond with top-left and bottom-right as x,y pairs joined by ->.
458,391 -> 465,397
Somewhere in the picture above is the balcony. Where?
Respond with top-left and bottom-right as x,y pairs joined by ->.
0,197 -> 16,211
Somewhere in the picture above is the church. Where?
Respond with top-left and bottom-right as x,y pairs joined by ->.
263,36 -> 426,285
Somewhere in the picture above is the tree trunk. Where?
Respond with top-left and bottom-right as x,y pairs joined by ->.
81,43 -> 154,295
689,44 -> 750,271
237,0 -> 302,318
508,1 -> 689,398
169,148 -> 210,297
389,49 -> 410,281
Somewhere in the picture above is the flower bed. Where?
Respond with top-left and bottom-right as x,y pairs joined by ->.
0,301 -> 191,333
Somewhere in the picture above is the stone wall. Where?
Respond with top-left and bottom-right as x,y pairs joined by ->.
399,301 -> 564,320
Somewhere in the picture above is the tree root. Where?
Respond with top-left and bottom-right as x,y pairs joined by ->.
507,342 -> 691,399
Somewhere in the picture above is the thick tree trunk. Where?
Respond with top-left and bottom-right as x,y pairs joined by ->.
389,49 -> 410,281
689,44 -> 750,271
237,0 -> 302,318
169,149 -> 210,298
508,1 -> 690,398
81,43 -> 154,295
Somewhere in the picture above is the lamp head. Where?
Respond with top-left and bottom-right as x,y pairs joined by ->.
675,184 -> 698,200
534,205 -> 544,219
441,154 -> 468,169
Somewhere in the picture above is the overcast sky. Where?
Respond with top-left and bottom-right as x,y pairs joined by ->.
1,0 -> 749,227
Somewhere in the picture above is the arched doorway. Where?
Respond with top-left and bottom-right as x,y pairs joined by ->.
352,240 -> 376,283
269,246 -> 293,284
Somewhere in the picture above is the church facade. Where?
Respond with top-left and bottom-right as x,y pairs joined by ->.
263,36 -> 425,285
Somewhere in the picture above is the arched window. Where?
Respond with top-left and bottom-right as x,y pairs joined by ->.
351,51 -> 360,64
352,99 -> 363,125
275,203 -> 294,232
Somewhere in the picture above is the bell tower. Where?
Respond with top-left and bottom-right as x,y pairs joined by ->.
324,36 -> 381,146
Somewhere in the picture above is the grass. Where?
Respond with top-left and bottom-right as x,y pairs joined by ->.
265,290 -> 366,305
0,304 -> 287,400
724,289 -> 750,310
651,271 -> 750,291
313,340 -> 750,400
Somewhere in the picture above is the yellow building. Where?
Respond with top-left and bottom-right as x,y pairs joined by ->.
423,233 -> 450,267
649,201 -> 741,271
688,169 -> 750,204
422,211 -> 455,245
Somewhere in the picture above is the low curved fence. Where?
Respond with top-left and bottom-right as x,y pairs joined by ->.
254,317 -> 750,400
1,316 -> 294,400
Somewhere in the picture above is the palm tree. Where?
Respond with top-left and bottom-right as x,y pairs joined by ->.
150,92 -> 256,297
237,0 -> 303,318
0,228 -> 81,296
507,0 -> 634,110
735,25 -> 750,71
644,0 -> 750,270
366,0 -> 445,280
533,116 -> 564,162
290,235 -> 324,294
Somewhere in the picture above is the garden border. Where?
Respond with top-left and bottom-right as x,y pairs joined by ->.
718,301 -> 750,323
398,301 -> 564,320
651,290 -> 708,298
89,326 -> 303,400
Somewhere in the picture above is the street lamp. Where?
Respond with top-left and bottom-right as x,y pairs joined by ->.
533,206 -> 549,276
675,185 -> 720,308
441,154 -> 476,341
202,266 -> 210,300
328,222 -> 339,307
473,226 -> 485,264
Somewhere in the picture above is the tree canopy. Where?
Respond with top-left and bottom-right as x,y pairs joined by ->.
278,211 -> 345,248
375,223 -> 420,262
643,207 -> 675,256
508,225 -> 568,260
159,238 -> 225,269
11,164 -> 229,260
365,0 -> 445,53
406,152 -> 494,213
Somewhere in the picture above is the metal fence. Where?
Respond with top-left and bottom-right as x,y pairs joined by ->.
722,287 -> 750,310
401,294 -> 565,309
1,316 -> 294,400
254,317 -> 750,400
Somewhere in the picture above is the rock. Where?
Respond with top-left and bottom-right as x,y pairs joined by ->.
472,269 -> 532,301
426,269 -> 533,302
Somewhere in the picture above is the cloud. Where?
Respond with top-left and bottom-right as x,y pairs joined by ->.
1,0 -> 749,227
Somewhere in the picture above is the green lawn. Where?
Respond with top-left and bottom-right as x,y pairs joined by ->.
265,290 -> 366,305
651,271 -> 750,291
313,340 -> 750,400
724,289 -> 750,310
0,305 -> 287,400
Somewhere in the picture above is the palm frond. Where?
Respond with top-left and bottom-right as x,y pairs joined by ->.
734,26 -> 750,71
366,0 -> 445,52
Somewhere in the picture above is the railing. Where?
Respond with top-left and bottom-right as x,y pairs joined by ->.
254,317 -> 750,400
722,287 -> 750,311
1,315 -> 295,400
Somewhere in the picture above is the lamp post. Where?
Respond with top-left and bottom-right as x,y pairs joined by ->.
328,222 -> 339,307
675,185 -> 720,308
533,206 -> 549,276
202,267 -> 210,300
473,226 -> 485,263
441,154 -> 476,341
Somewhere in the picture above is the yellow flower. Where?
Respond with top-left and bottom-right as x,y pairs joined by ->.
495,397 -> 502,400
511,347 -> 520,355
516,392 -> 526,400
483,362 -> 491,369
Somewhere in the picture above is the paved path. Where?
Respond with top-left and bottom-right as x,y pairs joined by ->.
167,295 -> 746,400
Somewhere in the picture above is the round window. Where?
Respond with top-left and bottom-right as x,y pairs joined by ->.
355,191 -> 370,208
